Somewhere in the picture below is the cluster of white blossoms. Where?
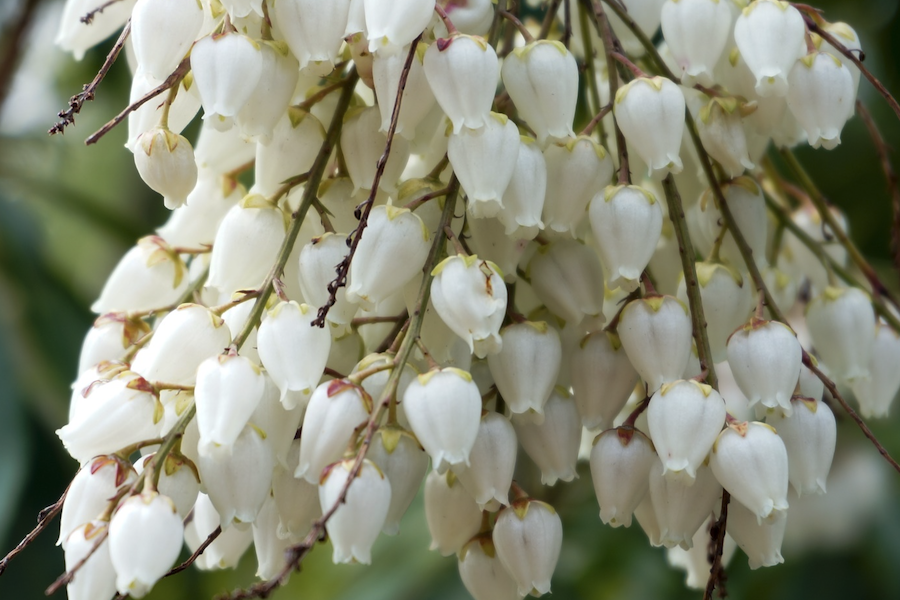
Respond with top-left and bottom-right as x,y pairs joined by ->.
42,0 -> 900,599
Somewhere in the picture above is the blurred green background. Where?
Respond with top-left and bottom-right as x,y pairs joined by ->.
1,1 -> 900,599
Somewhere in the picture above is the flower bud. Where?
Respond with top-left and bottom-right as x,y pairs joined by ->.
487,321 -> 561,419
618,296 -> 693,393
493,499 -> 562,597
59,456 -> 136,547
458,535 -> 520,600
660,0 -> 733,87
650,461 -> 723,549
364,0 -> 435,54
733,0 -> 806,97
195,353 -> 265,453
542,136 -> 614,235
726,496 -> 786,569
710,421 -> 789,522
109,492 -> 184,598
767,397 -> 836,496
511,388 -> 581,485
425,469 -> 483,555
614,76 -> 685,177
590,427 -> 657,527
851,321 -> 900,418
529,240 -> 605,326
451,412 -> 518,510
498,136 -> 547,239
571,330 -> 640,430
131,0 -> 204,80
726,319 -> 802,416
235,41 -> 299,143
183,493 -> 253,570
366,426 -> 429,535
373,43 -> 436,138
64,521 -> 116,600
805,286 -> 876,383
273,439 -> 322,541
274,0 -> 350,74
191,32 -> 263,129
341,106 -> 411,194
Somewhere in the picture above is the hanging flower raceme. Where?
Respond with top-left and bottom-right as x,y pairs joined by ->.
614,76 -> 686,177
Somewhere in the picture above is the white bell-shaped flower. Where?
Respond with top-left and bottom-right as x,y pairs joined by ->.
782,205 -> 848,292
195,353 -> 265,454
274,0 -> 350,74
614,76 -> 685,177
726,497 -> 786,569
55,0 -> 135,61
767,397 -> 836,496
465,217 -> 529,287
367,426 -> 429,535
353,354 -> 419,412
709,421 -> 789,522
296,380 -> 371,483
423,33 -> 499,133
183,493 -> 254,570
667,523 -> 737,589
255,111 -> 325,197
451,412 -> 518,510
207,195 -> 286,295
448,112 -> 520,218
618,296 -> 693,393
529,240 -> 605,326
650,461 -> 723,549
818,21 -> 862,118
64,521 -> 116,600
198,423 -> 275,527
157,169 -> 242,247
91,236 -> 188,314
424,469 -> 483,556
787,52 -> 855,150
733,0 -> 806,97
542,136 -> 614,235
220,0 -> 263,18
590,427 -> 657,527
402,368 -> 482,469
252,496 -> 291,580
346,204 -> 430,309
134,453 -> 199,519
273,439 -> 322,541
77,314 -> 149,374
59,456 -> 136,547
341,106 -> 411,194
726,319 -> 802,416
458,535 -> 521,600
131,304 -> 231,385
108,492 -> 183,598
696,177 -> 768,268
660,0 -> 733,86
493,499 -> 563,597
318,458 -> 391,564
501,40 -> 578,144
851,321 -> 900,418
806,286 -> 876,383
373,43 -> 436,139
443,0 -> 494,35
191,32 -> 263,129
364,0 -> 434,54
511,388 -> 581,485
590,184 -> 663,292
297,233 -> 357,326
487,321 -> 561,419
498,136 -> 547,239
647,380 -> 727,484
235,41 -> 299,143
695,97 -> 756,177
634,494 -> 663,547
605,0 -> 666,56
127,70 -> 201,151
257,301 -> 332,404
131,0 -> 203,80
430,254 -> 507,358
571,330 -> 640,431
69,362 -> 131,425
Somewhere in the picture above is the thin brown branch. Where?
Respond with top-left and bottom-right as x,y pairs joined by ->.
499,10 -> 534,43
579,103 -> 612,136
45,528 -> 109,594
49,20 -> 131,136
80,0 -> 125,24
539,0 -> 564,40
0,0 -> 41,112
704,492 -> 731,600
0,486 -> 68,576
166,526 -> 221,577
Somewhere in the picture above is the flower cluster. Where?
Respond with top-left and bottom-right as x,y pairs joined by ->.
34,0 -> 900,599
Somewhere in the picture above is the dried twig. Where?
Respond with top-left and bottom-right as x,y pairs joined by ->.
0,486 -> 68,576
80,0 -> 125,24
165,526 -> 221,577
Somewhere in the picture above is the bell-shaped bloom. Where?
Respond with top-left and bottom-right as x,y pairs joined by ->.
274,0 -> 350,74
134,453 -> 199,519
529,240 -> 605,326
346,204 -> 430,309
667,523 -> 738,589
367,426 -> 429,535
424,469 -> 483,556
695,97 -> 756,177
451,412 -> 518,510
466,216 -> 530,285
131,304 -> 231,385
458,535 -> 521,600
373,43 -> 436,139
257,301 -> 331,404
818,21 -> 862,117
487,322 -> 561,418
726,319 -> 802,416
131,0 -> 203,80
767,397 -> 836,496
660,0 -> 732,86
590,427 -> 657,527
319,459 -> 391,564
220,0 -> 264,18
272,439 -> 322,541
733,0 -> 806,97
571,330 -> 640,430
851,321 -> 900,418
618,296 -> 693,393
590,184 -> 663,292
297,233 -> 357,325
56,0 -> 135,61
108,492 -> 184,598
59,456 -> 136,547
493,499 -> 562,597
191,32 -> 263,129
364,0 -> 434,54
402,368 -> 482,469
255,111 -> 325,197
542,136 -> 614,235
498,136 -> 547,239
787,52 -> 855,150
252,496 -> 291,579
710,421 -> 789,522
78,314 -> 150,375
634,494 -> 663,547
648,380 -> 726,485
195,353 -> 265,453
248,373 -> 305,466
235,41 -> 299,143
782,205 -> 849,292
806,286 -> 876,383
183,493 -> 254,570
614,76 -> 685,177
501,40 -> 578,144
157,168 -> 242,247
423,33 -> 499,133
64,521 -> 117,600
511,389 -> 581,485
697,177 -> 768,268
91,236 -> 188,314
448,112 -> 520,218
650,461 -> 723,549
431,254 -> 507,358
127,72 -> 201,152
341,106 -> 411,194
726,497 -> 786,569
198,423 -> 275,527
606,0 -> 666,56
296,380 -> 371,483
